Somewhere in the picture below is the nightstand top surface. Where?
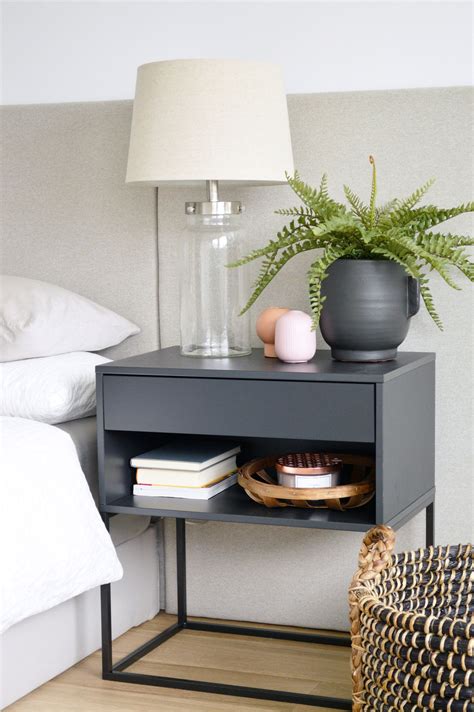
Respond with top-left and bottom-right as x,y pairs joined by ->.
97,346 -> 434,383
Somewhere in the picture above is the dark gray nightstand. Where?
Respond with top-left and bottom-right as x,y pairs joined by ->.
96,347 -> 435,710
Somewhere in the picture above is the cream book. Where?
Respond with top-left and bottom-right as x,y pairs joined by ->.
136,455 -> 237,487
130,440 -> 240,471
133,473 -> 238,500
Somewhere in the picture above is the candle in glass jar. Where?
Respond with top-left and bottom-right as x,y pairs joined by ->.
276,453 -> 342,488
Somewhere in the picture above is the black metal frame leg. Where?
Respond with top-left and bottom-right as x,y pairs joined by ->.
426,501 -> 435,547
176,518 -> 187,626
100,514 -> 113,675
100,517 -> 352,710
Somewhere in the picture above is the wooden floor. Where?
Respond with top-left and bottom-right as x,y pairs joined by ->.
7,613 -> 352,711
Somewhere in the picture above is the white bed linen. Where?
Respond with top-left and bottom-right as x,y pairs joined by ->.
0,525 -> 160,709
0,352 -> 110,424
0,417 -> 123,633
0,275 -> 140,362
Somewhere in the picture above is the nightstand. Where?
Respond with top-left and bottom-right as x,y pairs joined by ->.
96,347 -> 435,710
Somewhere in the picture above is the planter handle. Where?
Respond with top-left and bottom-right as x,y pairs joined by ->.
407,277 -> 420,317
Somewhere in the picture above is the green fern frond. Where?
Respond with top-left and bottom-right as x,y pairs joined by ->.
286,171 -> 344,220
387,230 -> 461,290
238,237 -> 326,316
286,170 -> 320,210
319,173 -> 329,198
375,199 -> 398,226
419,277 -> 444,330
371,245 -> 444,328
311,214 -> 362,239
275,206 -> 315,217
343,185 -> 369,225
415,233 -> 474,280
368,155 -> 377,227
228,219 -> 312,267
417,231 -> 474,249
307,245 -> 353,328
370,245 -> 422,279
256,249 -> 278,284
358,228 -> 381,246
394,178 -> 436,213
401,202 -> 474,231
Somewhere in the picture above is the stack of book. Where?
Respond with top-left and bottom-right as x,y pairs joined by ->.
131,440 -> 240,499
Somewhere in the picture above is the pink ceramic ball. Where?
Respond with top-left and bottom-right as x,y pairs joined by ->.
256,307 -> 290,358
274,310 -> 316,363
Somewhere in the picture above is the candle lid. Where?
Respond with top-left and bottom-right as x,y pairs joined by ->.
276,453 -> 343,476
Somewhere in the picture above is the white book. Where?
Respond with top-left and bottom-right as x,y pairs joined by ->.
136,456 -> 237,487
133,473 -> 238,500
130,440 -> 240,471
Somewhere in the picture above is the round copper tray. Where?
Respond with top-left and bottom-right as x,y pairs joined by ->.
238,453 -> 375,510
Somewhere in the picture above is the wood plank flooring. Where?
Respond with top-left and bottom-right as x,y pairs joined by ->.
7,614 -> 352,711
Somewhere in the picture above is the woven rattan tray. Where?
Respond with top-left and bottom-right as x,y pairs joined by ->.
238,453 -> 375,510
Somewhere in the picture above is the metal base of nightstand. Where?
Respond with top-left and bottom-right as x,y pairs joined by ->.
102,666 -> 351,710
102,625 -> 351,709
100,517 -> 353,710
101,508 -> 435,709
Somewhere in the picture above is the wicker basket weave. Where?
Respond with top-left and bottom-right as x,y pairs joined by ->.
238,453 -> 374,510
349,526 -> 474,712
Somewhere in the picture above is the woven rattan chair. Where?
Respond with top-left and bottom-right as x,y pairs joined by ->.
349,525 -> 473,711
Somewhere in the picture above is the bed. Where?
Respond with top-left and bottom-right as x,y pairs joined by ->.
0,416 -> 161,709
0,102 -> 161,709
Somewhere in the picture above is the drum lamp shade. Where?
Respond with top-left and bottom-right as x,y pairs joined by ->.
126,59 -> 294,187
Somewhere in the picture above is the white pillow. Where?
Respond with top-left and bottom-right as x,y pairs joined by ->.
0,275 -> 140,362
0,352 -> 109,424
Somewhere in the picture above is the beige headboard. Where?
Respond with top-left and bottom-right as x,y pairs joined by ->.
0,100 -> 158,358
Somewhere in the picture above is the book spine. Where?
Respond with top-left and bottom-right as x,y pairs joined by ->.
136,467 -> 237,488
133,474 -> 237,499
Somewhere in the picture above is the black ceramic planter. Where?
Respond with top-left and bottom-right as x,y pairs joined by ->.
319,259 -> 420,362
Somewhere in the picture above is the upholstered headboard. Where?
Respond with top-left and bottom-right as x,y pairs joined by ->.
1,100 -> 158,358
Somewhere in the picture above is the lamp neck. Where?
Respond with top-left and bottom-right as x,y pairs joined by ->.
185,179 -> 243,216
206,179 -> 219,202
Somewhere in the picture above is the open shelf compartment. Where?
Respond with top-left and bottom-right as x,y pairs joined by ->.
99,430 -> 377,531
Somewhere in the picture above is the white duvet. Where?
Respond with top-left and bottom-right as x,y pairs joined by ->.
0,417 -> 123,633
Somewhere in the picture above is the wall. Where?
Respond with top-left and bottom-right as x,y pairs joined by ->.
1,1 -> 472,105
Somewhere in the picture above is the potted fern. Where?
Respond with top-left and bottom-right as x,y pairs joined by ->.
231,157 -> 473,361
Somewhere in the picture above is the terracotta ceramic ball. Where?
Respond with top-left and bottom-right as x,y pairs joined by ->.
256,307 -> 290,357
274,310 -> 316,363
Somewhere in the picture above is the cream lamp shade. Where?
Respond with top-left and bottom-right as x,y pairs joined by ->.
126,59 -> 294,186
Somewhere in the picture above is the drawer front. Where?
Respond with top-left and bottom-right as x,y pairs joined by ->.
103,376 -> 374,442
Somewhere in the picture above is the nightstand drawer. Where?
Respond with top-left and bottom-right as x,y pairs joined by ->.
102,376 -> 374,442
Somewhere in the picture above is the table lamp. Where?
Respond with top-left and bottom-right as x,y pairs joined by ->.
126,59 -> 294,357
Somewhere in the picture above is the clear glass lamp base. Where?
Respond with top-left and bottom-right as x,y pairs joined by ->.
181,345 -> 252,358
179,210 -> 251,359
